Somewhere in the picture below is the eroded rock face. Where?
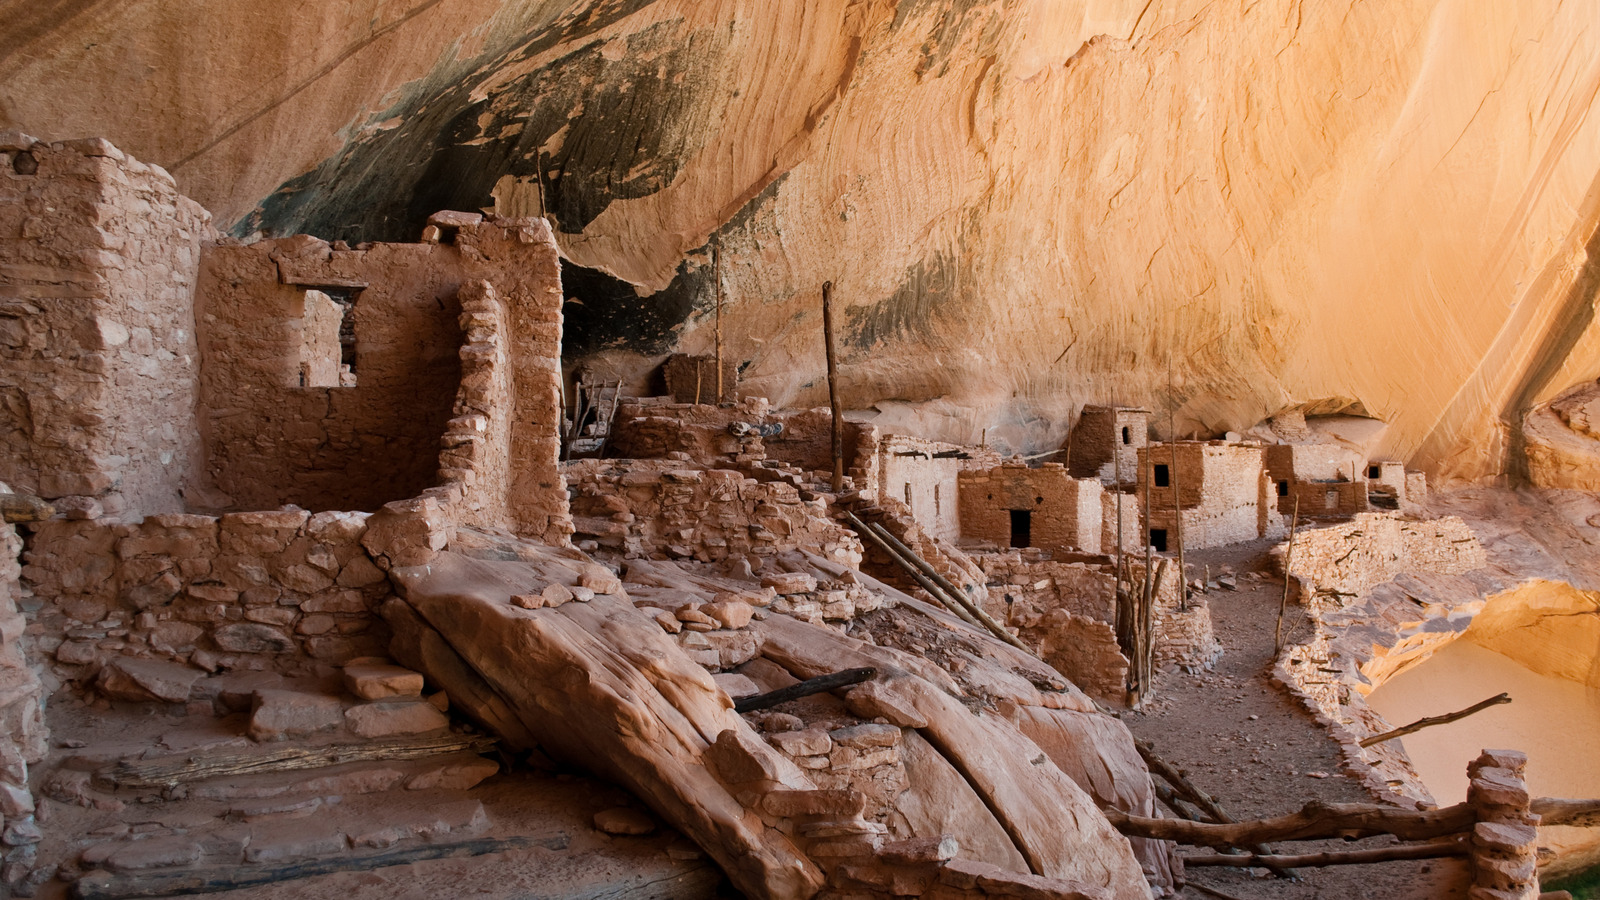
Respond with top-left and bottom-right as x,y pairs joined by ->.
5,1 -> 1599,482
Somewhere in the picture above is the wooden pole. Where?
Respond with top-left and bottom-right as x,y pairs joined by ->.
1134,739 -> 1297,878
822,281 -> 844,492
1274,495 -> 1302,653
733,667 -> 877,713
847,514 -> 981,627
714,239 -> 724,403
1170,414 -> 1187,610
868,523 -> 1029,652
1359,693 -> 1511,748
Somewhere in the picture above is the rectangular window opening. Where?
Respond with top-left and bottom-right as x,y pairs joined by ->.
1009,509 -> 1031,548
1277,480 -> 1289,497
903,482 -> 913,510
1325,489 -> 1339,510
1121,425 -> 1131,445
1150,528 -> 1168,553
1368,465 -> 1381,479
298,287 -> 359,387
1154,464 -> 1170,487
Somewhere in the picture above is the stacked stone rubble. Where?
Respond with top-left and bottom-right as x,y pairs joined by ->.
437,279 -> 514,530
0,519 -> 46,882
565,458 -> 862,565
1466,750 -> 1541,900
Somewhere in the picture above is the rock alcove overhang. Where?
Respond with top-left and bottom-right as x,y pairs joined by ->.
10,0 -> 1600,474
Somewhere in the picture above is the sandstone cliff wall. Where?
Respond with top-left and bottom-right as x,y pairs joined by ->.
4,1 -> 1600,484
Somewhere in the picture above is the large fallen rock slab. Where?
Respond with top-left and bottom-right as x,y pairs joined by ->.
386,551 -> 823,900
758,613 -> 1151,900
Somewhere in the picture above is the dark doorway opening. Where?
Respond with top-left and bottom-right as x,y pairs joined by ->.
1009,510 -> 1031,548
1121,426 -> 1131,445
1277,480 -> 1289,496
1368,465 -> 1382,479
1154,464 -> 1170,487
1150,528 -> 1168,552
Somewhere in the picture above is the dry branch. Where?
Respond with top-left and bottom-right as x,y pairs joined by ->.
1359,693 -> 1511,748
846,513 -> 981,628
1182,838 -> 1468,868
99,733 -> 496,790
1134,739 -> 1296,878
732,667 -> 877,713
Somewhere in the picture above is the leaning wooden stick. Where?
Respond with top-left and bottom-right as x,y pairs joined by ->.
821,280 -> 844,492
846,514 -> 981,627
1359,693 -> 1512,747
866,522 -> 1028,649
732,667 -> 876,713
1274,494 -> 1301,653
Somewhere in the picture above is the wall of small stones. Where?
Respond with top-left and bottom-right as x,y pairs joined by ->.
1067,406 -> 1148,485
21,509 -> 395,683
0,133 -> 211,518
0,519 -> 46,870
437,279 -> 513,531
1276,513 -> 1486,605
566,458 -> 862,565
958,463 -> 1103,555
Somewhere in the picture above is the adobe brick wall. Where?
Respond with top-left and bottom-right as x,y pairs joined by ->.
0,134 -> 211,518
958,463 -> 1102,554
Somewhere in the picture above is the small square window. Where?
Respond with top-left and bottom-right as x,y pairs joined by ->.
1154,464 -> 1170,488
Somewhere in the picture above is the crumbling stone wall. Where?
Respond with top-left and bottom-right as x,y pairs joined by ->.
1139,442 -> 1284,549
662,353 -> 737,404
959,463 -> 1103,554
607,398 -> 875,488
1283,477 -> 1368,517
1276,513 -> 1486,605
1068,406 -> 1148,485
22,509 -> 395,681
566,458 -> 862,565
437,280 -> 513,530
977,552 -> 1217,701
0,517 -> 46,842
195,215 -> 568,542
0,134 -> 211,518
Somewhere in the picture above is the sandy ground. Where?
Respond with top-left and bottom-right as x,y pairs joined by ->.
1120,539 -> 1467,900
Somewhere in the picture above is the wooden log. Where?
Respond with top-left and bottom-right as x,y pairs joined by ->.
1181,838 -> 1469,868
99,733 -> 498,791
1182,882 -> 1251,900
732,667 -> 877,713
71,835 -> 563,899
1531,797 -> 1600,828
1134,739 -> 1295,878
845,513 -> 981,628
1105,799 -> 1477,849
1359,693 -> 1511,747
822,280 -> 844,492
714,238 -> 724,402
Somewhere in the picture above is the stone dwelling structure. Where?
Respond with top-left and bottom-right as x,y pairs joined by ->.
875,435 -> 999,543
0,135 -> 1173,900
1068,406 -> 1150,485
1136,441 -> 1287,551
957,461 -> 1104,554
1263,444 -> 1427,515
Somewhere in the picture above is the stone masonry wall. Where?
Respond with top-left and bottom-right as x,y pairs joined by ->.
1275,513 -> 1486,604
21,509 -> 395,682
0,133 -> 211,518
958,463 -> 1102,554
565,458 -> 862,566
1068,406 -> 1148,485
0,517 -> 46,852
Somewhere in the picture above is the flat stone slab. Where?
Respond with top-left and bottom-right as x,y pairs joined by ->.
342,663 -> 424,701
249,689 -> 344,742
97,657 -> 203,703
345,700 -> 449,738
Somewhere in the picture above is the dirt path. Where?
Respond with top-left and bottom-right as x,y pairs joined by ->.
1119,539 -> 1466,900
